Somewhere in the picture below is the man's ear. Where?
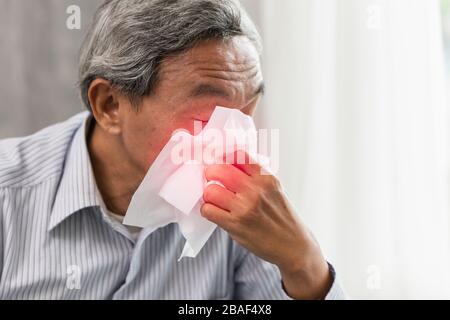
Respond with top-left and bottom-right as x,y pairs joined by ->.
88,78 -> 123,135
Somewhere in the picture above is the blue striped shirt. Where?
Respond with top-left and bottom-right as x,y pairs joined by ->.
0,112 -> 345,300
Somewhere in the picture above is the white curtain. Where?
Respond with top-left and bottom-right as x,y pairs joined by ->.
242,0 -> 450,299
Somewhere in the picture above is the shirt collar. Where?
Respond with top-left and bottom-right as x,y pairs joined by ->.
48,114 -> 104,231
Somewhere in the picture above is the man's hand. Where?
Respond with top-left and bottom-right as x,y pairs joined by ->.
201,151 -> 333,300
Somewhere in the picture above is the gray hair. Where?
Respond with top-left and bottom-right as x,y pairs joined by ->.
78,0 -> 262,111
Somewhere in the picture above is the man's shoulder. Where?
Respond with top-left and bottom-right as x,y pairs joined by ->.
0,111 -> 89,189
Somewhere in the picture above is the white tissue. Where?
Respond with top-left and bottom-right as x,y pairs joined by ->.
123,106 -> 260,260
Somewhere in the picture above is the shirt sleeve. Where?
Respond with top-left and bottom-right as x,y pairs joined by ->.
233,249 -> 346,300
0,189 -> 4,277
323,263 -> 347,300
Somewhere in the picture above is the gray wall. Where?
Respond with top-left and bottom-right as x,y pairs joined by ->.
0,0 -> 261,139
0,0 -> 99,138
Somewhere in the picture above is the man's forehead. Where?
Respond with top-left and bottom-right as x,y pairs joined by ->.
162,37 -> 261,74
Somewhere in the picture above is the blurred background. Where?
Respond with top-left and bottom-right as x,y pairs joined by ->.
1,0 -> 450,299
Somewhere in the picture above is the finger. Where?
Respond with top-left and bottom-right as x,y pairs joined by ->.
231,150 -> 263,176
204,164 -> 250,192
203,183 -> 235,211
200,203 -> 235,231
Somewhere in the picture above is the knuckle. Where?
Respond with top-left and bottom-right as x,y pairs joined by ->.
203,186 -> 214,201
200,203 -> 210,216
238,194 -> 262,224
241,209 -> 260,225
204,184 -> 224,202
260,175 -> 280,190
204,165 -> 219,179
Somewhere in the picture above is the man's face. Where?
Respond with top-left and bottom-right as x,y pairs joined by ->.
117,36 -> 264,172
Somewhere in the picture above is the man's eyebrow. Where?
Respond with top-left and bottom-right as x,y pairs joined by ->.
189,84 -> 231,99
189,82 -> 265,100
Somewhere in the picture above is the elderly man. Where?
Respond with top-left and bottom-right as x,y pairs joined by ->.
0,0 -> 345,299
